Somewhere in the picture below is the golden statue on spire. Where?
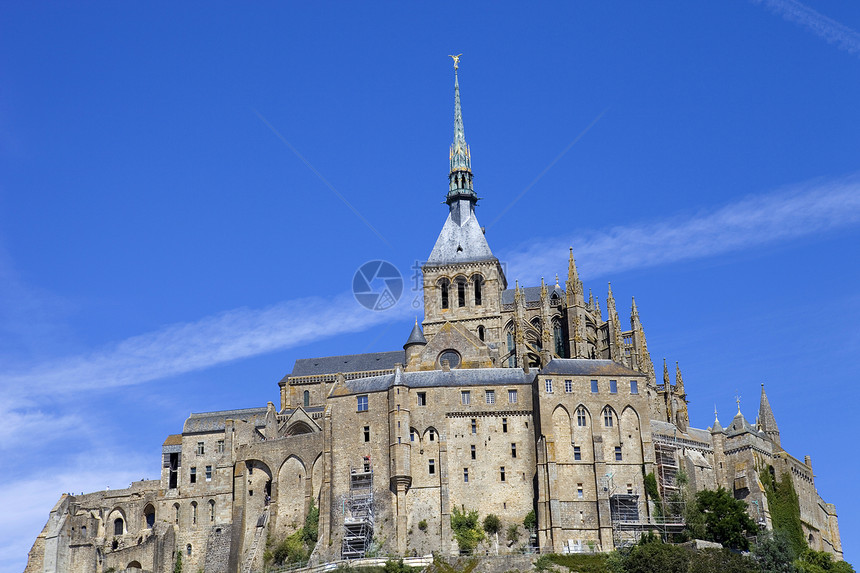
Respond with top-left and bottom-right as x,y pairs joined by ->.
449,53 -> 462,70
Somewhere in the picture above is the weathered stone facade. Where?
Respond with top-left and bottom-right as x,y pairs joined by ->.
25,66 -> 843,573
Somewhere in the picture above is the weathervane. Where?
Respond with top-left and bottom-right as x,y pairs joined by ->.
449,53 -> 462,70
735,391 -> 742,413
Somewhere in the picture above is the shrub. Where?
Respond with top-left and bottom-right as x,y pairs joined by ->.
623,540 -> 692,573
506,524 -> 520,544
418,519 -> 428,532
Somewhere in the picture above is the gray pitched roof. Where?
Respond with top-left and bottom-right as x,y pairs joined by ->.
290,350 -> 405,377
340,367 -> 536,395
501,285 -> 565,305
183,407 -> 268,434
726,411 -> 759,437
426,208 -> 495,264
541,359 -> 640,377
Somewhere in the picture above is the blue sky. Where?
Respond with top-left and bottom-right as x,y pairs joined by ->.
1,2 -> 859,570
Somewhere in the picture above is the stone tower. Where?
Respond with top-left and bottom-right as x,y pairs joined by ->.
421,60 -> 508,354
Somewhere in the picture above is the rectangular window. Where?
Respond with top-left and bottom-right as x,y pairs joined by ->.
573,446 -> 581,461
363,426 -> 370,442
630,380 -> 638,394
577,483 -> 583,498
463,468 -> 469,483
417,392 -> 427,406
205,465 -> 212,481
217,440 -> 225,453
197,442 -> 205,455
508,389 -> 518,404
470,445 -> 476,460
502,418 -> 508,433
511,443 -> 517,458
485,390 -> 495,404
410,430 -> 416,442
190,467 -> 197,484
461,391 -> 471,405
471,419 -> 477,434
357,395 -> 368,412
590,380 -> 598,393
545,379 -> 553,393
500,467 -> 506,482
564,379 -> 573,393
429,430 -> 435,441
615,446 -> 622,461
610,379 -> 618,394
429,459 -> 435,474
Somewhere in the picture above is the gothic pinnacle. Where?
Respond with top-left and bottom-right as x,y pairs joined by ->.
663,358 -> 670,386
675,361 -> 685,395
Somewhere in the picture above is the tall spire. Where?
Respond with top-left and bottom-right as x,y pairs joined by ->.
447,55 -> 475,205
427,56 -> 494,265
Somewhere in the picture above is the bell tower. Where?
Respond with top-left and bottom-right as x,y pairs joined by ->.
421,56 -> 507,357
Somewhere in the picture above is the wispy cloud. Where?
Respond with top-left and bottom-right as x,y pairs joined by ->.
502,176 -> 860,284
753,0 -> 860,56
1,294 -> 412,401
3,177 -> 859,410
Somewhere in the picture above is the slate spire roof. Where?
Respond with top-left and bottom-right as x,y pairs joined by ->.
758,383 -> 781,446
404,318 -> 427,348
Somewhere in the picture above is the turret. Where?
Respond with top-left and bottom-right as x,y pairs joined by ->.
403,318 -> 427,370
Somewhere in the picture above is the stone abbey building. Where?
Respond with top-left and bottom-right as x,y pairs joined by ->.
26,65 -> 843,573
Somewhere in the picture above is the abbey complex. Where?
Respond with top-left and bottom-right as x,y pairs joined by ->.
25,65 -> 843,573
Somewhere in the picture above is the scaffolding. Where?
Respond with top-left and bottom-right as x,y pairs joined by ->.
341,463 -> 374,559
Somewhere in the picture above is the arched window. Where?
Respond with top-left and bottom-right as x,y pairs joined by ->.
506,328 -> 516,367
553,321 -> 565,357
303,390 -> 310,408
191,501 -> 198,525
113,518 -> 123,536
576,406 -> 588,427
440,280 -> 450,309
186,544 -> 192,556
603,407 -> 614,428
174,503 -> 180,525
477,325 -> 485,341
457,279 -> 466,307
474,277 -> 483,306
144,504 -> 155,529
209,500 -> 215,522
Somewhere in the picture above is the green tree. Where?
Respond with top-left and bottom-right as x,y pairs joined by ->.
450,506 -> 485,554
796,549 -> 855,573
482,514 -> 502,535
506,524 -> 520,545
755,530 -> 797,573
523,510 -> 537,533
690,487 -> 757,550
174,551 -> 183,573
